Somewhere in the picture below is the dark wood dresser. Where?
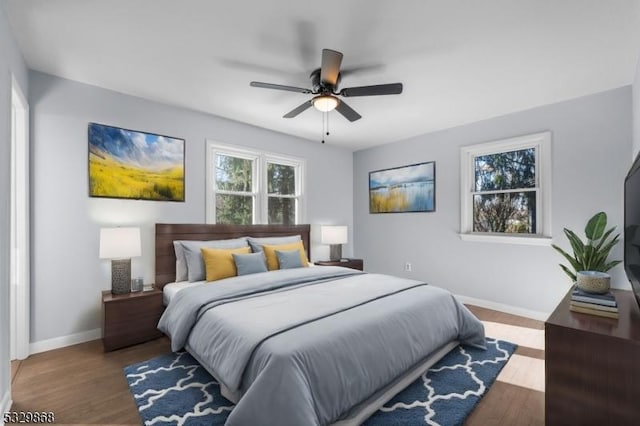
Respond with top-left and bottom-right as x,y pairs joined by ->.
545,288 -> 640,425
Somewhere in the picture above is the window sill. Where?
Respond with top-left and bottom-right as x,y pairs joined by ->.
459,233 -> 552,246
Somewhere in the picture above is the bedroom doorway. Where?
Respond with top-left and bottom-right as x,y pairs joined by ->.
10,75 -> 30,360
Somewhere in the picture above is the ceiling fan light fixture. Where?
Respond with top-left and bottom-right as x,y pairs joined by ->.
313,95 -> 339,112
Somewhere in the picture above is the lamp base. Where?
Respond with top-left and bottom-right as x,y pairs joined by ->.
329,244 -> 342,262
111,259 -> 131,294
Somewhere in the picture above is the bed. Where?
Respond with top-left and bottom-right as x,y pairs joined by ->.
155,223 -> 485,426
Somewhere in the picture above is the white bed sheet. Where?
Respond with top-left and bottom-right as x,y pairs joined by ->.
163,280 -> 206,305
163,265 -> 317,305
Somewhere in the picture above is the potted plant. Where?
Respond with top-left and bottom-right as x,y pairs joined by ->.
551,211 -> 621,293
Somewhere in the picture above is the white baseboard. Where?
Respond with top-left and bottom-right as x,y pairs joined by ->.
455,294 -> 550,321
29,328 -> 101,355
1,390 -> 12,424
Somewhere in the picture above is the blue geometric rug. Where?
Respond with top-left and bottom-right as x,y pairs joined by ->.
124,338 -> 516,426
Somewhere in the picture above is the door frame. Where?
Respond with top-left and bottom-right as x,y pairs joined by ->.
10,74 -> 30,360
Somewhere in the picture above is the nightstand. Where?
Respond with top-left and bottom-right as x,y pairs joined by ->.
102,288 -> 164,351
315,258 -> 364,271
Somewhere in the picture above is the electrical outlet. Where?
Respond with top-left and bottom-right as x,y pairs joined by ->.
404,262 -> 412,272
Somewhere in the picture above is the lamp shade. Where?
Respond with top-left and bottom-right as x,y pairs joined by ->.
320,225 -> 348,245
99,227 -> 141,259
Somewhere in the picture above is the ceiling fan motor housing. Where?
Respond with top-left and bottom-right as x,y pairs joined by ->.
310,68 -> 340,94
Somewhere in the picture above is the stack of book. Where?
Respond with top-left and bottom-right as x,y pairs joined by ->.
570,286 -> 619,319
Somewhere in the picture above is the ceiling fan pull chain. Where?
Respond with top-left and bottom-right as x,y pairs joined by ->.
326,112 -> 330,136
321,112 -> 325,144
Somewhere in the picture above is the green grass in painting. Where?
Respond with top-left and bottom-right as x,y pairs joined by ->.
370,188 -> 409,213
90,152 -> 184,201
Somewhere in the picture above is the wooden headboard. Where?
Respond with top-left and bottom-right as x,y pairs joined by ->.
155,223 -> 311,289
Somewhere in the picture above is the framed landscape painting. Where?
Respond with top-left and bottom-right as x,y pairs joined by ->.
88,123 -> 185,201
369,161 -> 435,213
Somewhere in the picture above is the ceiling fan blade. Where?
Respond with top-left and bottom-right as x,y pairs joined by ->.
340,63 -> 385,77
340,83 -> 403,97
335,99 -> 362,122
320,49 -> 343,86
250,81 -> 311,94
283,100 -> 313,118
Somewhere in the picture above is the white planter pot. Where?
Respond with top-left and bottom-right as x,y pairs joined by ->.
576,271 -> 611,294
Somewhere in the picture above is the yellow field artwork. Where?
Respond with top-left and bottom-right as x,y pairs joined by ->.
88,123 -> 185,201
90,152 -> 184,201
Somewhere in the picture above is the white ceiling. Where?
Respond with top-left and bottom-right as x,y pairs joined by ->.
5,0 -> 640,150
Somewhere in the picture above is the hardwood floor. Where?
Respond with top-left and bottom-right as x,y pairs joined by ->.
10,338 -> 171,424
465,305 -> 545,426
9,305 -> 544,425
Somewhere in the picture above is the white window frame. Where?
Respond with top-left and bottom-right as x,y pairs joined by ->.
263,154 -> 304,224
459,131 -> 552,246
206,141 -> 305,224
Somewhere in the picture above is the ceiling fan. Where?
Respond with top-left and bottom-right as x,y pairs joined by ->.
249,49 -> 403,122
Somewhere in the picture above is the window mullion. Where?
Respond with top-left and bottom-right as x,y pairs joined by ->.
268,194 -> 298,199
535,143 -> 542,234
471,187 -> 538,196
254,155 -> 262,224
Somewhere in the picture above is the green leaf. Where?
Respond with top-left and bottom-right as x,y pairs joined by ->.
564,229 -> 585,262
559,264 -> 576,282
602,260 -> 622,271
583,245 -> 596,270
594,227 -> 615,251
585,212 -> 607,240
593,237 -> 621,269
551,244 -> 580,272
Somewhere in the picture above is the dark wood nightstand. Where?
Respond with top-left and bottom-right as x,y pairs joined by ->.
102,288 -> 164,352
315,258 -> 363,271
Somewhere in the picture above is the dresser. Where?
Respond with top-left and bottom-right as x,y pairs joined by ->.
545,288 -> 640,425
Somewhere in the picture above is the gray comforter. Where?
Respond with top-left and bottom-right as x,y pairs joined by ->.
158,266 -> 485,426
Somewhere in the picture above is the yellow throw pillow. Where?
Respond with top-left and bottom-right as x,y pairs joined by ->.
201,246 -> 251,281
262,241 -> 309,270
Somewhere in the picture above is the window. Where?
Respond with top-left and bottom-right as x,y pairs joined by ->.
460,132 -> 551,245
206,142 -> 304,225
266,158 -> 298,224
214,151 -> 257,225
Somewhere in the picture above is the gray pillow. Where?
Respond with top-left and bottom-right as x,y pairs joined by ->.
248,235 -> 301,253
173,241 -> 188,282
180,238 -> 249,282
233,252 -> 268,276
276,249 -> 304,269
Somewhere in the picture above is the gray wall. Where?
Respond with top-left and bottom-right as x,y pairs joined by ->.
634,55 -> 640,157
29,71 -> 353,343
354,87 -> 632,315
0,0 -> 28,408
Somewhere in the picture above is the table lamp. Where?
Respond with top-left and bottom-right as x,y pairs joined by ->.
99,227 -> 141,294
321,225 -> 348,261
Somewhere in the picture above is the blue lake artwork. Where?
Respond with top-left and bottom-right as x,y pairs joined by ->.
369,162 -> 435,213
